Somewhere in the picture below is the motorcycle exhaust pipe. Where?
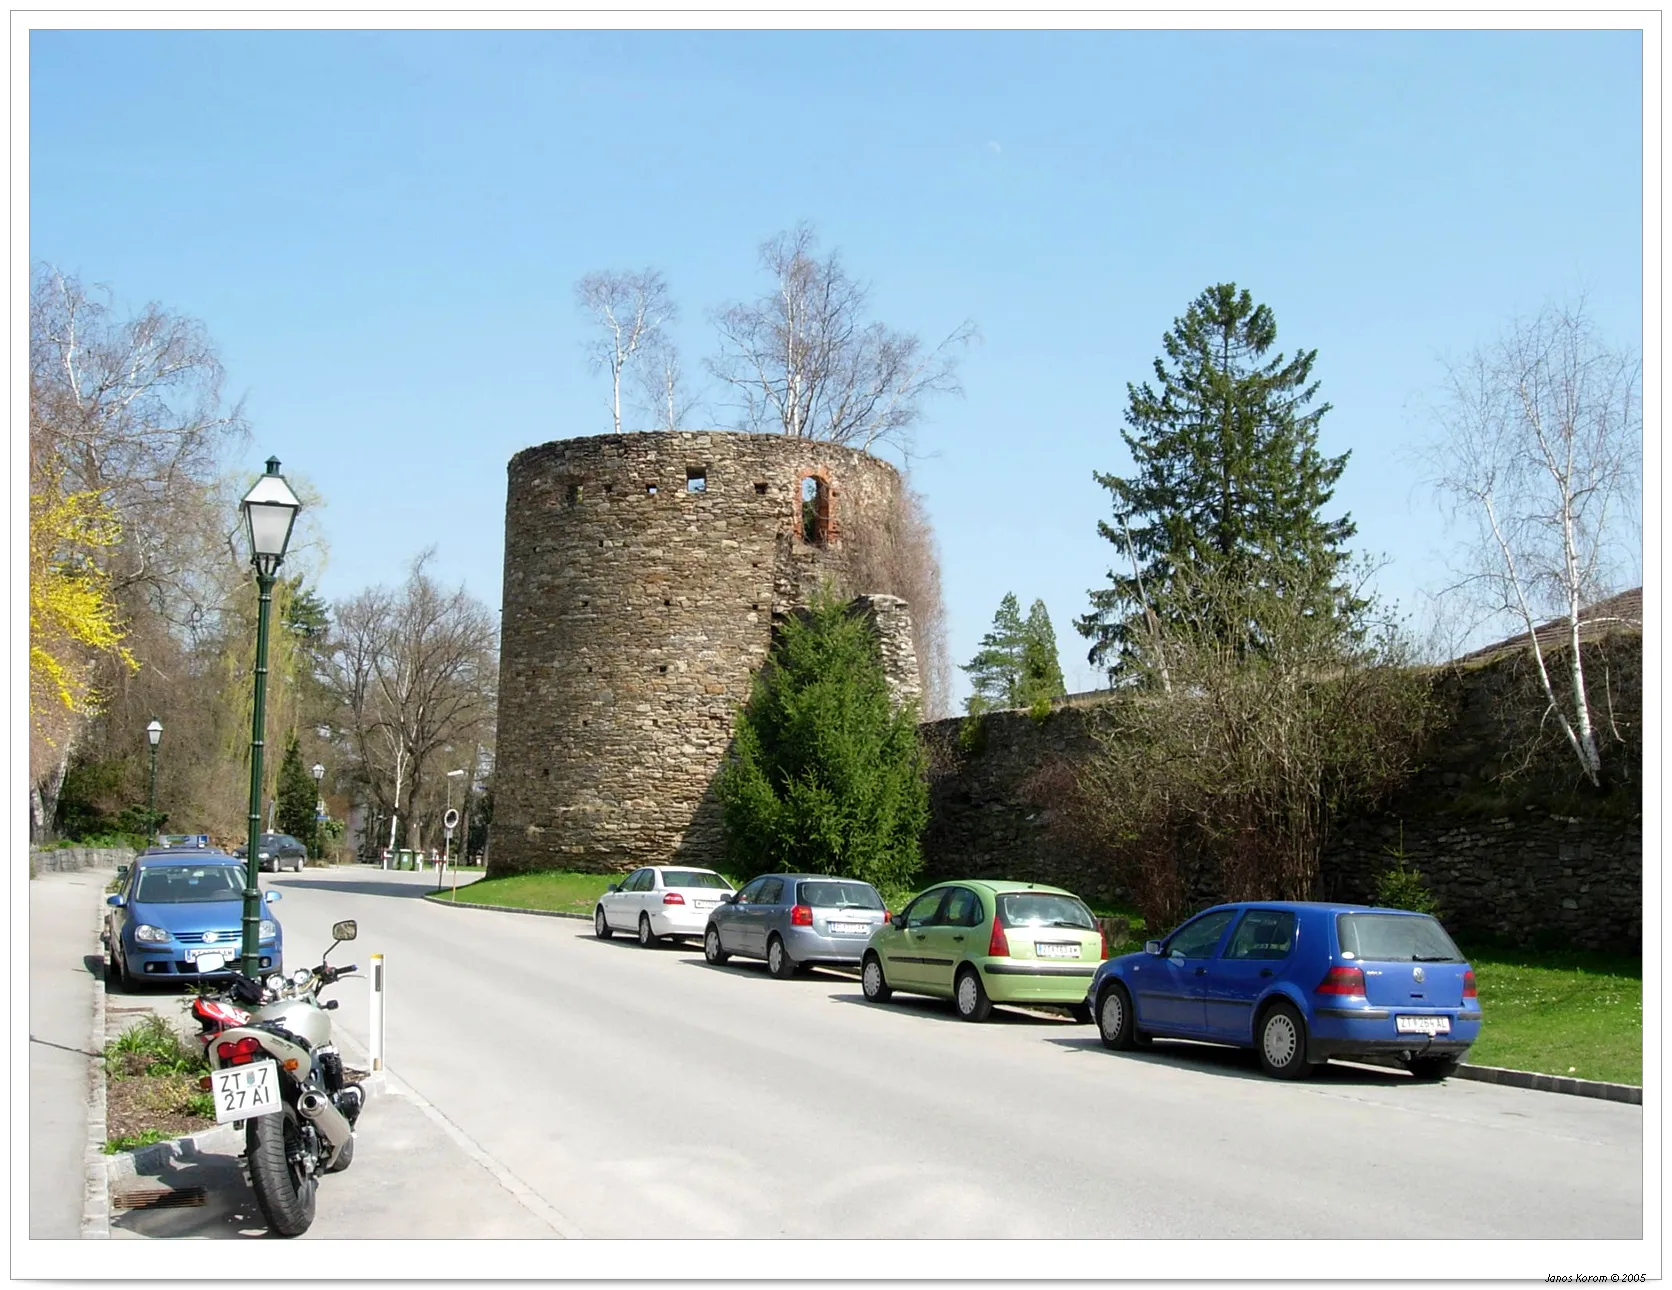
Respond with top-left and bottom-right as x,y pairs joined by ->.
296,1088 -> 353,1166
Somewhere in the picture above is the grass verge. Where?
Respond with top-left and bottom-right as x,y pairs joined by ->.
428,870 -> 623,915
1459,944 -> 1641,1086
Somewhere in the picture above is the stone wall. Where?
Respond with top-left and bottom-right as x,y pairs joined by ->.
920,706 -> 1107,894
31,846 -> 135,874
491,431 -> 919,877
919,635 -> 1642,949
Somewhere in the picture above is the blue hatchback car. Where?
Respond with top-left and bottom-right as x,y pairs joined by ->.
1085,902 -> 1480,1081
105,852 -> 284,988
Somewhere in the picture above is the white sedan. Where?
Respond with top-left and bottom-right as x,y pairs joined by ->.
594,866 -> 735,947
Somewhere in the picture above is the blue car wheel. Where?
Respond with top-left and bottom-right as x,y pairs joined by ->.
1256,1001 -> 1316,1080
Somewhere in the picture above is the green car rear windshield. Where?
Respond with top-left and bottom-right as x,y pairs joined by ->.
997,893 -> 1097,931
1336,913 -> 1464,963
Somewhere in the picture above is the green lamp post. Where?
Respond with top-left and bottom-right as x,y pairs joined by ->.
145,719 -> 163,836
238,457 -> 301,977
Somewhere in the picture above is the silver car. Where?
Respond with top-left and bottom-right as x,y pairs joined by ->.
703,873 -> 889,978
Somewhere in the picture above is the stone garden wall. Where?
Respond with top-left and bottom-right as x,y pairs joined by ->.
919,635 -> 1642,949
31,846 -> 135,874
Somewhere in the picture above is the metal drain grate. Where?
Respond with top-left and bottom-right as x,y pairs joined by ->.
111,1186 -> 208,1211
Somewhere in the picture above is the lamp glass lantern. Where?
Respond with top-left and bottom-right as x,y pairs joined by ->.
146,719 -> 163,748
240,457 -> 302,577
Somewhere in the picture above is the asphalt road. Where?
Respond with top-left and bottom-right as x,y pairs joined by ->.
236,867 -> 1646,1243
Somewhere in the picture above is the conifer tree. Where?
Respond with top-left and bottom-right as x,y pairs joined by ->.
1077,283 -> 1357,680
1017,599 -> 1067,708
961,593 -> 1027,714
274,731 -> 317,844
716,589 -> 928,892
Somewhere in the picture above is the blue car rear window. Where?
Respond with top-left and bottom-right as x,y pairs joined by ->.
1336,913 -> 1464,963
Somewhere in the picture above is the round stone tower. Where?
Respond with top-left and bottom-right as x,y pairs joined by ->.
489,431 -> 917,877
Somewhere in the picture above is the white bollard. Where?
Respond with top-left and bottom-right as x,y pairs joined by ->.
369,952 -> 385,1072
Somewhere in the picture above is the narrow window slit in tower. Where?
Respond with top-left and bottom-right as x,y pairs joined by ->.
686,467 -> 707,493
645,483 -> 658,497
800,475 -> 831,544
754,481 -> 768,495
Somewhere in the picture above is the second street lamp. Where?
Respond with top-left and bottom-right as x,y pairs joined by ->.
145,719 -> 163,836
312,762 -> 326,861
238,457 -> 301,977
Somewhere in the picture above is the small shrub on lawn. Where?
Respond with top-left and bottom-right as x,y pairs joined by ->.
1373,862 -> 1442,917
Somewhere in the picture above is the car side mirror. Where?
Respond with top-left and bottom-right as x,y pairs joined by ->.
264,891 -> 283,903
1144,939 -> 1163,956
606,883 -> 620,894
723,893 -> 737,904
106,894 -> 124,908
891,914 -> 907,930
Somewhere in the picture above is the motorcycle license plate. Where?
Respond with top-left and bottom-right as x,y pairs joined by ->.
211,1059 -> 281,1122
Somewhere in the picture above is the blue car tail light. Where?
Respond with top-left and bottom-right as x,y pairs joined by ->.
1314,965 -> 1367,997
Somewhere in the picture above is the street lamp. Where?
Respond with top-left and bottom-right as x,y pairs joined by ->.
238,457 -> 301,977
312,763 -> 326,861
145,719 -> 163,835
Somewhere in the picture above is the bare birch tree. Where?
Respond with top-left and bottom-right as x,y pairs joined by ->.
708,223 -> 977,455
321,552 -> 498,854
1426,297 -> 1642,786
632,332 -> 701,432
575,269 -> 675,434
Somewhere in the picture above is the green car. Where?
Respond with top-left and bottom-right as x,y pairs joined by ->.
860,880 -> 1106,1022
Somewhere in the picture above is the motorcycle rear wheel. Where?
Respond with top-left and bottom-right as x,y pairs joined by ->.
247,1103 -> 318,1237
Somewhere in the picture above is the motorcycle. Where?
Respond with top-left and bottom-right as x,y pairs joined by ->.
189,919 -> 364,1237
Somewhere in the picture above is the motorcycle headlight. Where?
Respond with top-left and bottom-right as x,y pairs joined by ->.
259,919 -> 278,940
133,924 -> 170,944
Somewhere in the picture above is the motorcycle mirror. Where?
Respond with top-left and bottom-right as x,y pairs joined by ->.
331,919 -> 358,943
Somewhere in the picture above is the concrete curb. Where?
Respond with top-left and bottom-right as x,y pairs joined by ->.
82,907 -> 110,1240
419,892 -> 1645,1107
1453,1062 -> 1642,1104
421,892 -> 591,921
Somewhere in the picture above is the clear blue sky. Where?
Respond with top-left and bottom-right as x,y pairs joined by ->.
28,28 -> 1645,708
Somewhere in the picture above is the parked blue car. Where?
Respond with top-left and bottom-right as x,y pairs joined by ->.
1086,902 -> 1480,1081
105,852 -> 284,989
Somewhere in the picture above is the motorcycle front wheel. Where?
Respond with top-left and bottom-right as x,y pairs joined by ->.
247,1102 -> 318,1237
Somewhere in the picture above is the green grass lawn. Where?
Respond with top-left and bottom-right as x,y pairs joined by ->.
1460,945 -> 1642,1086
429,870 -> 621,914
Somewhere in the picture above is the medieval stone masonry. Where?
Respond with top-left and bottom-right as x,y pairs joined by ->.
490,431 -> 919,877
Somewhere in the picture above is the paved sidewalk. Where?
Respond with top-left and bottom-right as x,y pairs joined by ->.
27,866 -> 112,1238
30,864 -> 562,1241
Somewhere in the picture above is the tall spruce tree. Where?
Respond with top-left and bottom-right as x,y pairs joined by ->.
716,589 -> 928,893
1076,283 -> 1357,680
1017,599 -> 1067,708
274,731 -> 317,844
961,593 -> 1027,713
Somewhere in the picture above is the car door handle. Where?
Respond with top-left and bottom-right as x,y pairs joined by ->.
1259,969 -> 1273,978
952,935 -> 964,942
1194,967 -> 1207,976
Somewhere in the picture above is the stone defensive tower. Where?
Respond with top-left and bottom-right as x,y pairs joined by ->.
489,431 -> 920,876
